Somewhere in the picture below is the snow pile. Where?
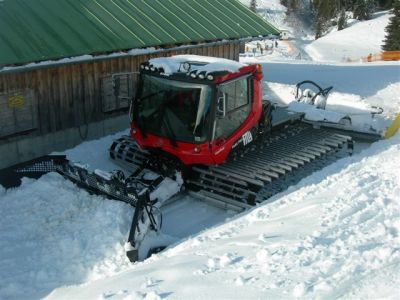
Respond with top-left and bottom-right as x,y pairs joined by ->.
0,174 -> 134,299
0,130 -> 229,299
0,172 -> 228,300
305,12 -> 390,62
48,132 -> 400,299
148,55 -> 246,75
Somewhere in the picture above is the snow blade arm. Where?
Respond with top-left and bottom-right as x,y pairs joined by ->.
55,160 -> 167,262
126,189 -> 153,262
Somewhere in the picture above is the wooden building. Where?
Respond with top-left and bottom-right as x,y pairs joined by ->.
0,0 -> 280,169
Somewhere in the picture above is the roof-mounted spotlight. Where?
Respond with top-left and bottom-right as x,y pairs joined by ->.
207,74 -> 214,81
190,72 -> 197,78
150,66 -> 156,71
144,66 -> 150,70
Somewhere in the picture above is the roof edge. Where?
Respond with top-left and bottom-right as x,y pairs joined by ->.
0,35 -> 279,75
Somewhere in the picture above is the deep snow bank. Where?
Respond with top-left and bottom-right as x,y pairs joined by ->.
0,174 -> 134,299
48,132 -> 400,300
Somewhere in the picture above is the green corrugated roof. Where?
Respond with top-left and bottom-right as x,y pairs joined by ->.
0,0 -> 280,67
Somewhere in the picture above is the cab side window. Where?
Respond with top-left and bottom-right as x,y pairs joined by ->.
215,76 -> 251,139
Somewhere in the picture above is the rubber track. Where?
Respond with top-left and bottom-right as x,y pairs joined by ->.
188,124 -> 352,209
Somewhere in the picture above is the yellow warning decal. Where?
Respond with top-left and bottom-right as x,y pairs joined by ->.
8,95 -> 24,108
385,113 -> 400,139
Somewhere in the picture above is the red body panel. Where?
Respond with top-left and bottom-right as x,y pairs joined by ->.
130,64 -> 263,166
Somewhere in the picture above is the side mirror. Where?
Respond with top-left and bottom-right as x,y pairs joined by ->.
217,93 -> 226,118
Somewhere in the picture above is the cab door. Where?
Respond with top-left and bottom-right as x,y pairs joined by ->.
211,75 -> 252,163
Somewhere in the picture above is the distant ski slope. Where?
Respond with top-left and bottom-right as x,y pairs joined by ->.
305,12 -> 390,62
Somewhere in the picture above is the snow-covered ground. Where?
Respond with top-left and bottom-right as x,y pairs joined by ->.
1,60 -> 398,299
48,132 -> 400,300
305,12 -> 390,62
240,0 -> 287,30
1,2 -> 399,300
241,1 -> 392,64
0,172 -> 229,299
239,0 -> 293,60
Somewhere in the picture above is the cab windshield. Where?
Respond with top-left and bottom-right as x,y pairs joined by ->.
134,75 -> 212,144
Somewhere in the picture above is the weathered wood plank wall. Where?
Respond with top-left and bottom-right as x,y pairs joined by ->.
0,43 -> 239,141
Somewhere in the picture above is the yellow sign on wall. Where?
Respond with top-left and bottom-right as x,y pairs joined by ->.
8,95 -> 24,108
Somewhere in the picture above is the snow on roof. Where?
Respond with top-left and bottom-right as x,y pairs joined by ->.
0,42 -> 251,74
148,55 -> 247,76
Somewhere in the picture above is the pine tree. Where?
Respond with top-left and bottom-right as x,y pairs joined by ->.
377,0 -> 394,9
353,0 -> 374,20
280,0 -> 289,7
338,9 -> 347,30
312,0 -> 337,38
366,0 -> 376,15
354,0 -> 367,19
315,18 -> 325,39
289,0 -> 300,11
382,0 -> 400,50
250,0 -> 257,13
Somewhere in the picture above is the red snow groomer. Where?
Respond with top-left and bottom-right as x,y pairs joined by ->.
7,56 -> 354,261
104,56 -> 353,260
128,57 -> 268,166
